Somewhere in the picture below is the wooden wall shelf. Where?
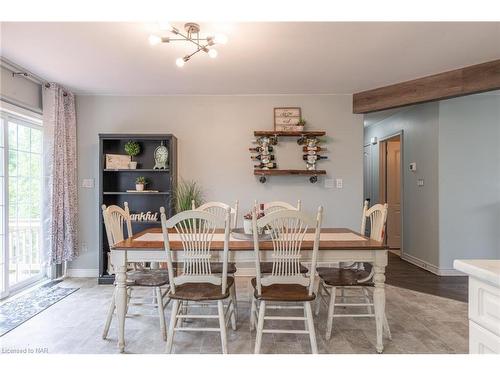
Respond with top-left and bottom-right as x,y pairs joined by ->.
254,130 -> 326,137
254,169 -> 326,183
254,169 -> 326,176
103,169 -> 169,172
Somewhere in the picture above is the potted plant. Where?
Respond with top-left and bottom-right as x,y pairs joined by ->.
297,118 -> 306,131
243,210 -> 264,234
135,176 -> 147,191
174,179 -> 203,212
124,140 -> 141,169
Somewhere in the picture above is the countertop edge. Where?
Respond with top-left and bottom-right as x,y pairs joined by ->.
454,259 -> 500,287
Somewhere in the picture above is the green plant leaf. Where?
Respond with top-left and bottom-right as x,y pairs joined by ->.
124,140 -> 141,157
174,179 -> 204,212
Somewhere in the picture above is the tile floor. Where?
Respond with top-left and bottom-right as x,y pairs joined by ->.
0,277 -> 468,354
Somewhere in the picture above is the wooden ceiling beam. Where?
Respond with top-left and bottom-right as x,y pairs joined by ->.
353,59 -> 500,114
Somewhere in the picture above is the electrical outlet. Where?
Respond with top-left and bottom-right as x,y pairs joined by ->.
81,243 -> 88,253
336,178 -> 343,189
324,178 -> 335,189
417,179 -> 424,187
82,179 -> 94,188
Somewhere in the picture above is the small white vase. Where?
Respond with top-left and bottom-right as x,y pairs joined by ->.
129,161 -> 138,169
135,183 -> 144,191
243,219 -> 253,234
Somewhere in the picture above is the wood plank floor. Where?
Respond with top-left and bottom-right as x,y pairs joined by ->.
385,253 -> 468,302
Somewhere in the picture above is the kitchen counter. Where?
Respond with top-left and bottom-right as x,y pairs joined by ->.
454,259 -> 500,354
454,259 -> 500,287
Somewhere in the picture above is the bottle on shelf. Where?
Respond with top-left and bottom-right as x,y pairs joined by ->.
259,203 -> 265,217
302,146 -> 324,152
253,162 -> 277,169
251,154 -> 275,161
297,136 -> 320,146
303,154 -> 327,162
253,136 -> 278,146
306,163 -> 317,171
249,146 -> 273,153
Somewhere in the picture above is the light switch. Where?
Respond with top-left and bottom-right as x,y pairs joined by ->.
417,179 -> 424,187
82,179 -> 94,188
324,179 -> 335,189
336,178 -> 343,189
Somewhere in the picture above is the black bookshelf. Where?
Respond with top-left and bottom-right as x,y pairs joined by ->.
98,134 -> 178,284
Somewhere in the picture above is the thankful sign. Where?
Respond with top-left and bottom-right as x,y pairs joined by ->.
130,211 -> 159,222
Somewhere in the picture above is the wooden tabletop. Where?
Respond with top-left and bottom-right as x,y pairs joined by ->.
112,227 -> 387,251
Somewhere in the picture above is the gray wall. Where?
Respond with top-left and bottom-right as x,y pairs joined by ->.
73,95 -> 364,270
0,66 -> 42,113
364,103 -> 440,267
438,93 -> 500,268
364,94 -> 500,273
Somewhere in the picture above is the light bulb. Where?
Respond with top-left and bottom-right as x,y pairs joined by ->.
208,49 -> 218,58
175,58 -> 185,67
158,21 -> 173,31
148,35 -> 162,46
213,33 -> 228,45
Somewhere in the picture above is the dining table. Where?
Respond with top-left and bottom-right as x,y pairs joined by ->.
111,227 -> 389,353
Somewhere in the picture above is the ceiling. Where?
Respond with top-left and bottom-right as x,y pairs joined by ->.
1,22 -> 499,95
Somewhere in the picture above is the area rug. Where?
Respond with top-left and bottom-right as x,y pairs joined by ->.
0,283 -> 79,336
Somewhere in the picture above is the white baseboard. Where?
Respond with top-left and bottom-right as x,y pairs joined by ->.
401,253 -> 465,276
66,268 -> 99,278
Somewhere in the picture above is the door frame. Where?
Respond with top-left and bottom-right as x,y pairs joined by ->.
378,130 -> 404,254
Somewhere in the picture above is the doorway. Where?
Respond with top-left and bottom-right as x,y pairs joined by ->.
379,134 -> 402,252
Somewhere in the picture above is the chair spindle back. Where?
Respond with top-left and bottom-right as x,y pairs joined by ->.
360,201 -> 388,242
252,207 -> 323,296
192,200 -> 239,228
253,200 -> 301,215
160,207 -> 231,295
101,202 -> 133,247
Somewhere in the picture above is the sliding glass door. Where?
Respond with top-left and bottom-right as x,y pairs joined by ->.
0,111 -> 44,298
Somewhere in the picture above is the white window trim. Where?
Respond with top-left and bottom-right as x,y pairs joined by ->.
0,100 -> 42,124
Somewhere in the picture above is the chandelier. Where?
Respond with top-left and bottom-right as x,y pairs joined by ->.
148,22 -> 228,67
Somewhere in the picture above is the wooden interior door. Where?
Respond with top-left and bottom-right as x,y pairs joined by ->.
386,138 -> 401,249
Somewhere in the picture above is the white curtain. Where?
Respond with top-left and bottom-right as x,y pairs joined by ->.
42,83 -> 78,266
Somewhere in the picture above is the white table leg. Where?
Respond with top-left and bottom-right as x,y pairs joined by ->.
112,251 -> 128,353
373,250 -> 388,353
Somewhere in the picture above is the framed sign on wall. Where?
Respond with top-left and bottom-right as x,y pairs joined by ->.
274,107 -> 302,131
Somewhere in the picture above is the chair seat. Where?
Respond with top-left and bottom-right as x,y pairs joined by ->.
126,269 -> 170,287
172,262 -> 237,274
317,267 -> 373,287
251,278 -> 315,302
260,262 -> 308,274
169,276 -> 235,301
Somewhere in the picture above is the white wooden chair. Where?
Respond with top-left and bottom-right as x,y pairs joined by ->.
254,200 -> 308,275
250,207 -> 323,354
160,207 -> 237,354
255,200 -> 301,215
191,200 -> 239,275
190,200 -> 239,319
101,203 -> 170,341
192,200 -> 239,228
315,201 -> 392,341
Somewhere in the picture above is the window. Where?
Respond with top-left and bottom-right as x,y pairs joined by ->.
0,110 -> 44,297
